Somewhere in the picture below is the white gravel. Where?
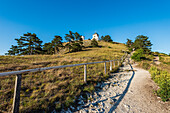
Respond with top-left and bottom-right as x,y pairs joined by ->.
63,55 -> 170,113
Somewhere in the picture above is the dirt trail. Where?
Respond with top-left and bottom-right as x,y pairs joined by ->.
114,64 -> 169,113
153,55 -> 161,65
62,55 -> 169,113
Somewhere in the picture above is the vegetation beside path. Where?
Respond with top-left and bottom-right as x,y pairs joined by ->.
126,35 -> 170,102
0,41 -> 126,112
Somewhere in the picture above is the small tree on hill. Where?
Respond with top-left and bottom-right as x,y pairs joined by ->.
43,42 -> 53,54
133,35 -> 152,54
71,43 -> 82,52
64,31 -> 83,52
65,31 -> 74,53
7,32 -> 43,55
51,35 -> 63,54
101,35 -> 112,42
126,38 -> 133,51
91,38 -> 98,47
126,38 -> 133,48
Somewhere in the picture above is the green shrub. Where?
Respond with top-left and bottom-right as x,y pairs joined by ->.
149,66 -> 170,101
131,49 -> 144,61
71,43 -> 82,52
91,39 -> 98,47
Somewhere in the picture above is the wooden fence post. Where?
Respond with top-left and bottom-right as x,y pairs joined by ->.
12,74 -> 22,113
110,61 -> 112,71
84,65 -> 87,83
104,62 -> 106,74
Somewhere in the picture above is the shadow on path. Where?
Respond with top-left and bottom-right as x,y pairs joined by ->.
108,62 -> 135,113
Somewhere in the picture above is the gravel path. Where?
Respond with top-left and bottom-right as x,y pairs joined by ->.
73,59 -> 134,113
114,65 -> 169,113
62,55 -> 169,113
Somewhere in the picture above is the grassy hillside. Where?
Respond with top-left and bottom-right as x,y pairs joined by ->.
0,41 -> 127,112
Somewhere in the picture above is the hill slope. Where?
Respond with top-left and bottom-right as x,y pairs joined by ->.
0,41 -> 127,112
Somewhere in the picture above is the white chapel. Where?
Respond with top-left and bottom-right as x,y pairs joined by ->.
91,32 -> 99,41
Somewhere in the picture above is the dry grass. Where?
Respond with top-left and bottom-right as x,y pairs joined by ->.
157,55 -> 170,73
0,41 -> 127,112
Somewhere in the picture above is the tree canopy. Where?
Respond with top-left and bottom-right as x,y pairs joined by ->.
133,35 -> 152,53
7,32 -> 43,55
51,36 -> 63,54
6,31 -> 113,55
64,31 -> 83,52
101,35 -> 112,42
43,36 -> 63,55
126,35 -> 152,54
7,33 -> 64,55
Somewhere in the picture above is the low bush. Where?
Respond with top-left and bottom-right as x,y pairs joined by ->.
71,43 -> 82,52
91,39 -> 98,47
131,49 -> 144,61
149,66 -> 170,101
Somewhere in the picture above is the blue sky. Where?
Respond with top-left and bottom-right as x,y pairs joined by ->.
0,0 -> 170,55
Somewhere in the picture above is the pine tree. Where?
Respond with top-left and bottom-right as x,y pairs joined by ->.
126,39 -> 133,48
65,31 -> 83,52
7,32 -> 43,55
43,42 -> 53,54
6,45 -> 19,55
133,35 -> 152,53
101,35 -> 112,42
65,31 -> 74,52
126,38 -> 133,51
51,36 -> 63,54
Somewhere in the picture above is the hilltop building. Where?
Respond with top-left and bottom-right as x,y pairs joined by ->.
92,32 -> 99,41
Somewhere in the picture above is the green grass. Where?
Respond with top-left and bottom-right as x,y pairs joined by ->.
0,41 -> 127,112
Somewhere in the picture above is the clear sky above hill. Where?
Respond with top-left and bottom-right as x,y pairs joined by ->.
0,0 -> 170,55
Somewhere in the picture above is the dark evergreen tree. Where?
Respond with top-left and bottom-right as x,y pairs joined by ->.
13,32 -> 43,55
126,39 -> 133,48
6,45 -> 19,55
91,38 -> 98,47
65,31 -> 83,52
101,35 -> 112,42
43,42 -> 53,54
51,36 -> 63,54
65,31 -> 74,52
126,38 -> 134,51
7,32 -> 43,55
71,43 -> 82,52
74,32 -> 83,46
133,35 -> 152,53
